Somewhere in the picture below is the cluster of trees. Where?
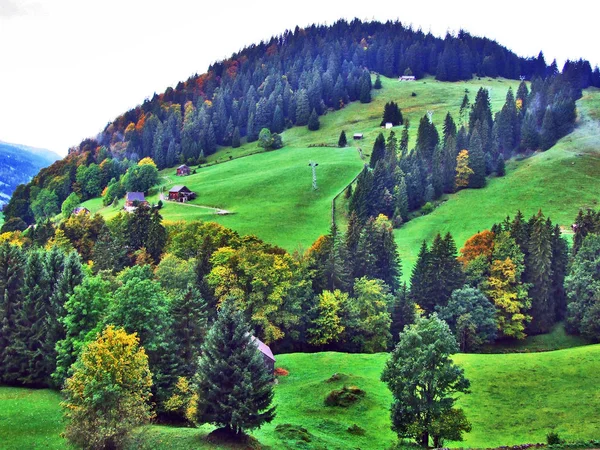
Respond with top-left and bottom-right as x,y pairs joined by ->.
409,211 -> 567,349
349,73 -> 580,227
565,209 -> 600,341
61,300 -> 276,448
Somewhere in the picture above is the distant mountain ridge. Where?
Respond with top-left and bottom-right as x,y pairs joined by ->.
0,141 -> 60,206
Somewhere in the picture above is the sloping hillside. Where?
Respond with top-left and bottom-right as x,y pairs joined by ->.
395,87 -> 600,279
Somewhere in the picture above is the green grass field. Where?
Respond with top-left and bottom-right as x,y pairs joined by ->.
395,88 -> 600,280
3,344 -> 600,449
82,75 -> 522,251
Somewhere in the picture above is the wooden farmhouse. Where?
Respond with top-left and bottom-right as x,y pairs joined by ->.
353,133 -> 363,140
124,192 -> 149,211
176,164 -> 191,176
399,75 -> 416,81
251,336 -> 275,374
71,206 -> 90,216
168,185 -> 196,202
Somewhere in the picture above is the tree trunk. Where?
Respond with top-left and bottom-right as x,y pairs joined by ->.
420,431 -> 429,447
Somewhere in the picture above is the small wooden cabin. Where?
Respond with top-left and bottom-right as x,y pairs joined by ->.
176,164 -> 191,176
251,336 -> 275,374
71,207 -> 90,216
168,185 -> 196,202
353,133 -> 363,140
124,192 -> 149,210
399,75 -> 416,81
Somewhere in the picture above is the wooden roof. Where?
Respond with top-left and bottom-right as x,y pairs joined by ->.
169,185 -> 192,193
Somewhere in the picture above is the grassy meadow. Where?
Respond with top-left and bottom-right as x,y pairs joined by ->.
3,344 -> 600,449
82,75 -> 522,251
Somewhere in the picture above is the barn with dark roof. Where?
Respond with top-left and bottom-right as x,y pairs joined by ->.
168,185 -> 196,202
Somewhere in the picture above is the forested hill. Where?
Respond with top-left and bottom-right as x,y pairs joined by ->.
4,19 -> 600,226
0,141 -> 60,206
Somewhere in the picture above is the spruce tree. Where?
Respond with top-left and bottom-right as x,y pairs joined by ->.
370,133 -> 386,168
526,212 -> 554,334
374,74 -> 383,89
551,224 -> 568,321
496,154 -> 506,176
232,126 -> 241,148
295,90 -> 310,126
410,241 -> 432,311
338,130 -> 347,147
170,285 -> 208,377
0,243 -> 25,384
467,128 -> 486,188
196,299 -> 276,435
11,249 -> 52,385
307,108 -> 320,131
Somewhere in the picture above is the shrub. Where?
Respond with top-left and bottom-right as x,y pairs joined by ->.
324,385 -> 365,407
347,424 -> 366,435
547,431 -> 565,445
275,424 -> 312,442
421,202 -> 434,215
411,92 -> 417,97
325,372 -> 348,383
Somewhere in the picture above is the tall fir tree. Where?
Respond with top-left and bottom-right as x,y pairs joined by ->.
307,108 -> 320,131
370,133 -> 386,168
338,130 -> 347,147
196,299 -> 276,435
467,127 -> 486,188
526,212 -> 555,334
0,243 -> 25,384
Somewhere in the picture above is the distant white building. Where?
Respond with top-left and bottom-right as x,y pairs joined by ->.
399,75 -> 416,81
353,133 -> 363,140
385,122 -> 393,129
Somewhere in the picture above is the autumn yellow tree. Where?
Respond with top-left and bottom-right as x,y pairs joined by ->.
308,289 -> 347,346
458,230 -> 495,266
483,258 -> 531,339
138,156 -> 157,168
61,326 -> 154,450
455,149 -> 474,190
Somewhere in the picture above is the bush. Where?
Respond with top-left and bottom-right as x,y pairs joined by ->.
411,92 -> 417,97
325,372 -> 348,383
275,423 -> 312,442
547,431 -> 565,445
347,424 -> 366,435
324,385 -> 365,407
421,202 -> 434,215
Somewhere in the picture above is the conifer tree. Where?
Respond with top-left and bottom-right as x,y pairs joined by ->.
196,299 -> 276,435
374,74 -> 383,89
307,108 -> 320,131
232,126 -> 241,148
338,130 -> 347,147
467,128 -> 486,188
170,285 -> 208,378
11,249 -> 52,385
272,105 -> 285,133
551,224 -> 568,321
410,241 -> 432,311
370,133 -> 386,168
540,108 -> 557,150
295,90 -> 310,126
246,112 -> 257,143
526,212 -> 555,334
390,282 -> 415,344
520,110 -> 539,151
44,251 -> 83,386
0,243 -> 25,384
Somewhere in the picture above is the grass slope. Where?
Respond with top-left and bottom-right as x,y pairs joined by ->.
82,76 -> 521,251
395,88 -> 600,280
3,344 -> 600,449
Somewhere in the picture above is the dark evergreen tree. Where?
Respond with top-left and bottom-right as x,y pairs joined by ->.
370,133 -> 386,168
272,105 -> 285,133
551,224 -> 568,321
520,110 -> 539,151
495,154 -> 506,176
295,90 -> 310,126
374,74 -> 383,89
467,127 -> 486,188
526,212 -> 554,334
196,299 -> 276,435
307,108 -> 320,131
0,243 -> 25,384
232,126 -> 241,148
11,249 -> 52,386
410,241 -> 432,311
390,283 -> 415,345
540,107 -> 557,150
338,130 -> 347,147
170,285 -> 208,377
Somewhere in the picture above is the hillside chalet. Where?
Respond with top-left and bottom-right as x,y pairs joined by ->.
251,336 -> 276,374
168,185 -> 196,202
353,133 -> 363,140
176,164 -> 191,176
399,75 -> 416,81
124,192 -> 149,211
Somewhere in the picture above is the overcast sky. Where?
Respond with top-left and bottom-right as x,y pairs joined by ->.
1,0 -> 597,156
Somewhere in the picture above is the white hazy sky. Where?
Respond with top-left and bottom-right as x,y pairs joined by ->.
1,0 -> 597,156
